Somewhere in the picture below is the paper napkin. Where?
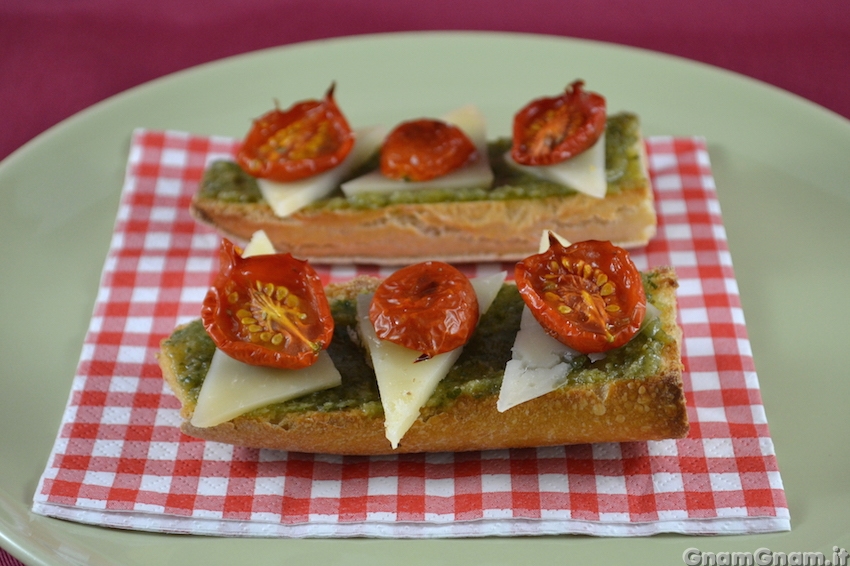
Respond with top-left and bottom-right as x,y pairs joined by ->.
32,130 -> 790,537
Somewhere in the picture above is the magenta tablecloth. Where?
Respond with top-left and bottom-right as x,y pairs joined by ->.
2,0 -> 850,164
2,0 -> 848,563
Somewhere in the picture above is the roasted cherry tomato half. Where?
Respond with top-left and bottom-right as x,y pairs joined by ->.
369,261 -> 479,360
201,239 -> 334,369
515,238 -> 646,354
511,80 -> 606,166
236,83 -> 354,182
380,119 -> 477,182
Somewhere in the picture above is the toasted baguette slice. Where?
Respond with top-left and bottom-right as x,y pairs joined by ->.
190,113 -> 656,264
158,269 -> 687,455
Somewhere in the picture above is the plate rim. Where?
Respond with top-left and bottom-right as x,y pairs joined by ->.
2,30 -> 849,566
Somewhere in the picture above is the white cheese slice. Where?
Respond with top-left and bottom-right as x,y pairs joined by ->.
339,105 -> 494,196
190,229 -> 341,428
500,230 -> 582,413
190,350 -> 341,428
356,271 -> 506,448
441,105 -> 488,153
537,229 -> 571,253
259,125 -> 386,217
242,229 -> 275,257
497,306 -> 581,413
497,297 -> 662,412
504,131 -> 607,199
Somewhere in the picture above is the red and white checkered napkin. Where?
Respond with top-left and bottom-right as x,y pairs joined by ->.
32,130 -> 789,537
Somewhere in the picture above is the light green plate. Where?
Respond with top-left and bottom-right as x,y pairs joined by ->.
1,32 -> 848,565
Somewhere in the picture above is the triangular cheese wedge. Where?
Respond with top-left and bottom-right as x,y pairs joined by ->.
537,229 -> 571,253
356,271 -> 506,448
497,306 -> 581,413
340,105 -> 494,196
498,295 -> 661,413
190,350 -> 341,428
190,229 -> 342,428
504,132 -> 607,199
259,125 -> 386,217
242,229 -> 276,256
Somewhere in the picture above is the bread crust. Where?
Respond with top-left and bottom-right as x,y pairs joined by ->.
192,184 -> 656,265
158,270 -> 688,455
189,122 -> 656,265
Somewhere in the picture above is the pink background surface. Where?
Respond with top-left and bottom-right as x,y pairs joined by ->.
2,0 -> 847,563
2,0 -> 850,164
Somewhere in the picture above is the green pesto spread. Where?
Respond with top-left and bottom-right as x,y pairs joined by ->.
161,274 -> 673,421
195,113 -> 643,210
198,161 -> 264,203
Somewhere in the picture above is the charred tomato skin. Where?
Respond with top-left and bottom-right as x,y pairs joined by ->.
201,239 -> 334,369
511,80 -> 606,166
515,238 -> 646,353
236,83 -> 354,182
369,261 -> 479,359
380,119 -> 477,182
